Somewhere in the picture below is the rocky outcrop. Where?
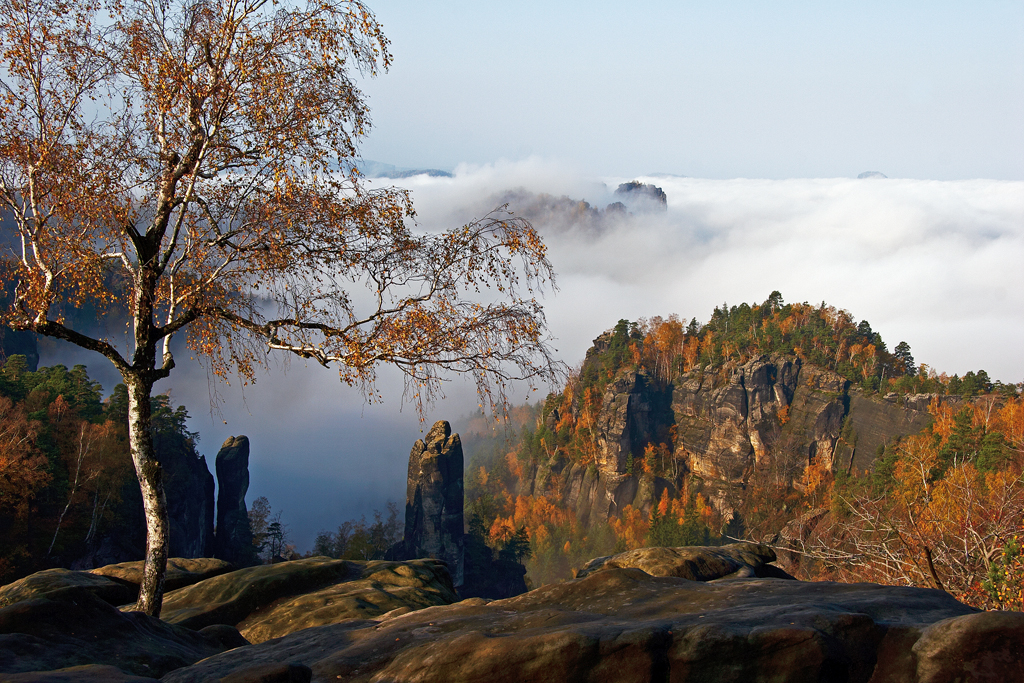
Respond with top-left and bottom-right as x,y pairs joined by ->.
90,558 -> 234,595
0,559 -> 236,612
0,568 -> 137,608
532,351 -> 951,525
841,392 -> 936,472
490,189 -> 633,236
0,556 -> 456,678
158,556 -> 458,644
214,436 -> 257,567
161,566 -> 1019,683
614,181 -> 668,211
672,356 -> 803,484
391,421 -> 526,600
398,421 -> 464,587
575,542 -> 795,581
161,445 -> 215,560
71,432 -> 218,569
0,585 -> 225,678
0,664 -> 162,682
595,371 -> 670,488
6,550 -> 1019,682
672,357 -> 946,515
529,369 -> 674,528
910,611 -> 1024,682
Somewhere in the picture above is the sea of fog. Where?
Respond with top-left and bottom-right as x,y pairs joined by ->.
39,160 -> 1024,550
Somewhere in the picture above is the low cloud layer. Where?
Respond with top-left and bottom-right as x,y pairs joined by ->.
41,161 -> 1023,550
394,161 -> 1024,382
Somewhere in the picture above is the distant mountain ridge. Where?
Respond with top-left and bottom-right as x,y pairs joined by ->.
355,159 -> 453,179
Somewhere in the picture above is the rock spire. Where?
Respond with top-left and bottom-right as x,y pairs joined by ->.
402,421 -> 465,587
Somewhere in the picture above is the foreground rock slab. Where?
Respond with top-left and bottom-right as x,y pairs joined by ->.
0,558 -> 237,613
158,556 -> 458,643
0,664 -> 160,682
0,586 -> 223,678
163,568 -> 1022,683
0,568 -> 136,609
91,557 -> 235,596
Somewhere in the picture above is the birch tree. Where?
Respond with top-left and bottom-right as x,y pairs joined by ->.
0,0 -> 558,615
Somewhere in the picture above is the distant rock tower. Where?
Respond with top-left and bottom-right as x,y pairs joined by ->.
214,435 -> 257,566
402,421 -> 465,587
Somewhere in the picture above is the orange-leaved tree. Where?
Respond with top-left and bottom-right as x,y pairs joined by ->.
818,399 -> 1024,606
0,0 -> 558,615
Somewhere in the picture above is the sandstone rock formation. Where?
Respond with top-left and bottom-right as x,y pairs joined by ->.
157,556 -> 458,644
490,188 -> 623,236
0,664 -> 162,682
214,436 -> 257,566
399,421 -> 464,587
5,550 -> 1020,682
71,430 -> 217,569
90,557 -> 234,595
575,542 -> 795,581
161,446 -> 216,560
614,180 -> 668,211
0,559 -> 236,612
389,421 -> 526,600
161,567 -> 1020,683
520,347 -> 947,525
0,585 -> 224,677
0,568 -> 137,609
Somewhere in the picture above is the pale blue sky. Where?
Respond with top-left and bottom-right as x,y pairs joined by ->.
357,1 -> 1024,179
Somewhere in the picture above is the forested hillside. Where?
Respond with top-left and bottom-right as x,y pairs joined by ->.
0,357 -> 207,583
463,293 -> 1023,608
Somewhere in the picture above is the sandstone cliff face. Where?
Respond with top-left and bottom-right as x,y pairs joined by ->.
162,447 -> 215,559
673,356 -> 801,484
530,352 -> 946,524
401,421 -> 465,587
71,431 -> 218,568
841,391 -> 936,472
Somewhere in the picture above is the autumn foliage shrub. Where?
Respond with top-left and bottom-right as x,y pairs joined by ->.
806,398 -> 1024,610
